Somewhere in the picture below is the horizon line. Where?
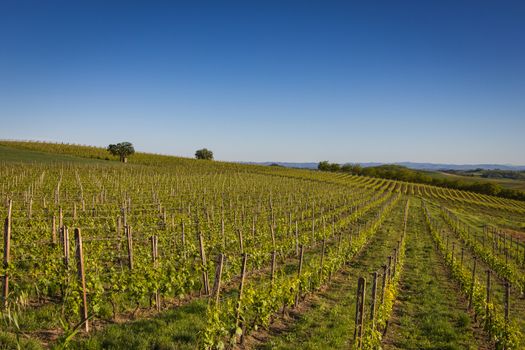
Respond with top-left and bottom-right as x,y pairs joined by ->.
1,138 -> 525,168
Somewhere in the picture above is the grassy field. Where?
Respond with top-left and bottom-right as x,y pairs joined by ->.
426,170 -> 525,192
0,145 -> 109,164
383,200 -> 486,350
0,141 -> 524,349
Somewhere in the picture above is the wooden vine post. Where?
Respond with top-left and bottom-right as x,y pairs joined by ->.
295,245 -> 304,307
238,228 -> 244,253
151,235 -> 160,310
198,233 -> 210,295
2,200 -> 12,309
354,276 -> 366,349
235,253 -> 248,339
126,225 -> 134,270
63,227 -> 70,267
212,254 -> 224,305
116,216 -> 122,256
74,228 -> 89,332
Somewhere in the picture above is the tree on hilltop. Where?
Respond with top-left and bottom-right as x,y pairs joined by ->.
107,142 -> 135,163
195,148 -> 214,160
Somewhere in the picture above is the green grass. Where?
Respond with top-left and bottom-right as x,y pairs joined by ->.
69,300 -> 207,350
255,200 -> 406,349
446,200 -> 525,231
256,199 -> 485,350
0,332 -> 43,350
427,171 -> 525,192
382,199 -> 484,349
426,201 -> 525,336
0,145 -> 110,164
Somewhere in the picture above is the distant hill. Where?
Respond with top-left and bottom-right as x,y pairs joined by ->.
246,161 -> 525,171
392,162 -> 525,171
244,162 -> 319,169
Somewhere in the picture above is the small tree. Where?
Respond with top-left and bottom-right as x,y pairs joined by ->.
329,163 -> 341,172
107,142 -> 135,163
318,161 -> 342,172
341,163 -> 362,175
195,148 -> 213,160
318,161 -> 330,171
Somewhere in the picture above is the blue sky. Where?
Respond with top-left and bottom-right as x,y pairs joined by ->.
1,1 -> 524,164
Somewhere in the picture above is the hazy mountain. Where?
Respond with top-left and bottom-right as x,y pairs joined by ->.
244,162 -> 525,171
243,162 -> 319,169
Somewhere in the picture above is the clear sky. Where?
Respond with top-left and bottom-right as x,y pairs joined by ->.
1,1 -> 524,164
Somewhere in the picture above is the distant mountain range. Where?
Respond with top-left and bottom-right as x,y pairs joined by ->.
244,162 -> 525,171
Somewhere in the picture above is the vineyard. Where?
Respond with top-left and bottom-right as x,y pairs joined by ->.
0,141 -> 524,349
